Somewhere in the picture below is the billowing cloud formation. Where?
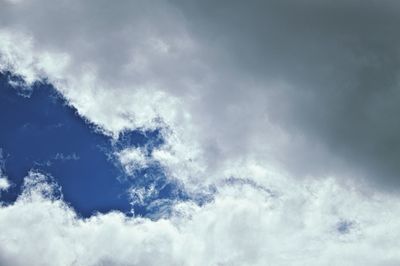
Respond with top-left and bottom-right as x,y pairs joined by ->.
2,0 -> 400,188
1,0 -> 400,264
1,171 -> 400,266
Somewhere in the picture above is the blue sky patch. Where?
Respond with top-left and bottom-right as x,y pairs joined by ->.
0,72 -> 187,218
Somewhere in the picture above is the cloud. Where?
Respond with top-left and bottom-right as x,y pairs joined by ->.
0,0 -> 302,189
1,171 -> 400,266
2,0 -> 400,189
0,177 -> 10,191
1,1 -> 400,264
171,0 -> 400,187
0,150 -> 10,192
53,153 -> 80,162
116,148 -> 149,174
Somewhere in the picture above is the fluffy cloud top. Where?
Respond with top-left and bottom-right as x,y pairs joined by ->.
1,171 -> 400,266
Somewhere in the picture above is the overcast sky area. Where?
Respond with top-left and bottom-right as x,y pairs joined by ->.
1,0 -> 400,265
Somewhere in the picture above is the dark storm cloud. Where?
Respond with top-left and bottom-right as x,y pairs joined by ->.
172,0 -> 400,188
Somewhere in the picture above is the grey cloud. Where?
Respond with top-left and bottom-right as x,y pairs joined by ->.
1,0 -> 400,189
172,0 -> 400,188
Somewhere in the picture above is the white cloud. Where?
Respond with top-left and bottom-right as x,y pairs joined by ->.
1,171 -> 400,266
116,147 -> 148,174
0,177 -> 10,191
0,150 -> 10,192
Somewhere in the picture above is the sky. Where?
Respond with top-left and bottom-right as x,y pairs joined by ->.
0,72 -> 187,217
1,0 -> 400,265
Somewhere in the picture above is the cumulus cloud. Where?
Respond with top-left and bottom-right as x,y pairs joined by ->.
1,171 -> 400,266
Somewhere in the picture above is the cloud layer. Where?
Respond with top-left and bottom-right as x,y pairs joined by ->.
1,171 -> 400,266
2,0 -> 400,188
